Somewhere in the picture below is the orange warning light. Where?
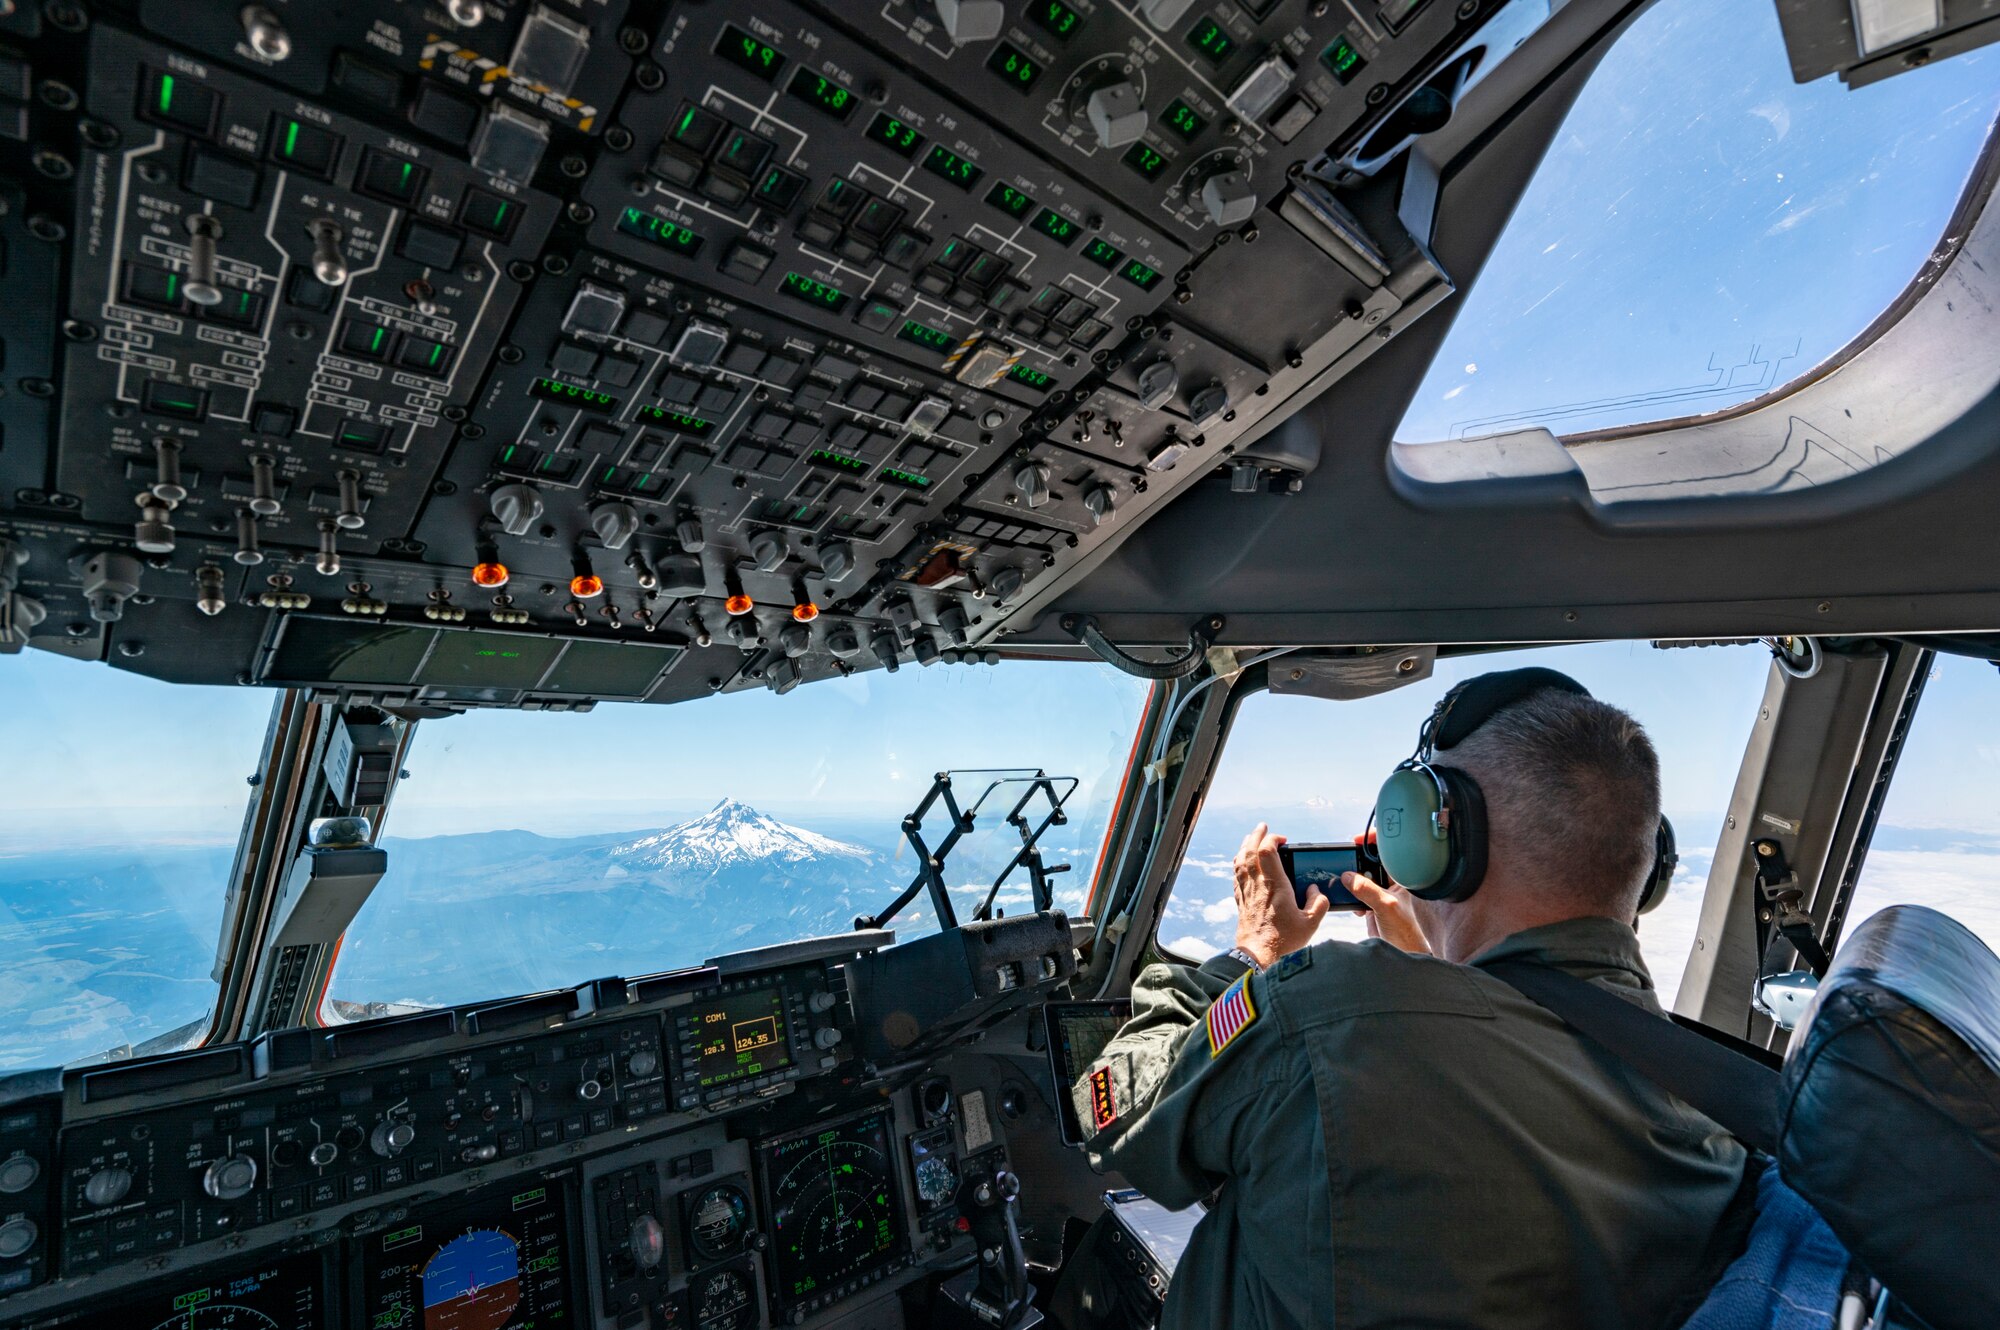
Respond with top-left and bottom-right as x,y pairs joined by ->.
570,573 -> 605,599
724,592 -> 755,616
471,561 -> 510,588
791,600 -> 820,623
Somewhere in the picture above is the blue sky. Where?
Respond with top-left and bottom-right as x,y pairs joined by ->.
1398,0 -> 2000,441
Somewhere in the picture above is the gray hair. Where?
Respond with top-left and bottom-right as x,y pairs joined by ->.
1445,688 -> 1662,914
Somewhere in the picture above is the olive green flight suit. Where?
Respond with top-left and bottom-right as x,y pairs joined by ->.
1073,918 -> 1747,1329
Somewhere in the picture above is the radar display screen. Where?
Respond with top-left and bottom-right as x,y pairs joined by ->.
360,1182 -> 576,1330
759,1109 -> 907,1316
689,987 -> 794,1090
60,1252 -> 323,1330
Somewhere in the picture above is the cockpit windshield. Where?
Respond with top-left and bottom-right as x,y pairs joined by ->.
324,660 -> 1149,1017
0,651 -> 273,1070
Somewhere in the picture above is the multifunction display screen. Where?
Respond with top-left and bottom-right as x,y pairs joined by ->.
63,1252 -> 323,1330
759,1109 -> 907,1315
691,987 -> 794,1089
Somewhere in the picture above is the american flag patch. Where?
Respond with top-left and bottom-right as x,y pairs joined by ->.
1206,977 -> 1258,1058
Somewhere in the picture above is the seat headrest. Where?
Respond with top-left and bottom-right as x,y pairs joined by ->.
1779,905 -> 2000,1330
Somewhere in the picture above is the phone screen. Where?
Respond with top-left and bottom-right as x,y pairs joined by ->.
1279,844 -> 1364,909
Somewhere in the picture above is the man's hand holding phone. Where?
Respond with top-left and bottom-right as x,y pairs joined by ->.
1232,824 -> 1329,969
1344,873 -> 1431,954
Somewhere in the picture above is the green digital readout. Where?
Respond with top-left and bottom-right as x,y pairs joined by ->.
788,67 -> 856,121
922,143 -> 984,190
1008,363 -> 1054,391
779,270 -> 850,312
986,42 -> 1043,92
615,207 -> 704,256
1185,15 -> 1235,65
634,405 -> 714,434
1321,34 -> 1368,84
880,466 -> 932,490
1119,258 -> 1164,291
1122,141 -> 1168,181
1162,98 -> 1207,142
1029,0 -> 1084,40
897,319 -> 955,353
1031,208 -> 1081,247
985,181 -> 1036,219
716,23 -> 784,81
1081,237 -> 1123,270
809,448 -> 869,473
867,111 -> 925,158
530,377 -> 618,413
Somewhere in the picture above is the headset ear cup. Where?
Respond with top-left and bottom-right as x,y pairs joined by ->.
1376,765 -> 1451,895
1427,767 -> 1487,903
1636,817 -> 1677,917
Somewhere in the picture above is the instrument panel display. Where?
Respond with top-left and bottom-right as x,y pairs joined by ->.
360,1181 -> 575,1330
55,1252 -> 322,1330
759,1110 -> 907,1318
689,988 -> 794,1090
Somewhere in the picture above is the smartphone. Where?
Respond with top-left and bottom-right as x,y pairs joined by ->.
1277,843 -> 1365,910
1043,999 -> 1133,1146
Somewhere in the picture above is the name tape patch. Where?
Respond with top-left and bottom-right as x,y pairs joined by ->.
1206,976 -> 1258,1057
1089,1066 -> 1117,1130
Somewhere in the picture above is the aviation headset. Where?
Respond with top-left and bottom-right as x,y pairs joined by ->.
1372,667 -> 1677,912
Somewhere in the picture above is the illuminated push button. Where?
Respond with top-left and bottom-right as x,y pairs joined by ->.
338,319 -> 397,362
357,149 -> 428,204
268,114 -> 342,178
754,164 -> 808,212
458,187 -> 521,240
143,69 -> 221,137
712,127 -> 774,181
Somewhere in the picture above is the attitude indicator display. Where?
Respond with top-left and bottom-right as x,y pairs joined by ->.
758,1109 -> 907,1319
361,1183 -> 575,1330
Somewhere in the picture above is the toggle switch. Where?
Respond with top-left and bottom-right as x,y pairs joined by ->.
134,494 -> 176,554
235,509 -> 264,566
248,455 -> 282,516
316,520 -> 341,577
152,437 -> 188,504
335,471 -> 367,530
184,214 -> 225,306
307,218 -> 348,286
196,564 -> 227,616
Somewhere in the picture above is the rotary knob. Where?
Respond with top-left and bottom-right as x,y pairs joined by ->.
590,501 -> 640,551
202,1154 -> 258,1202
0,1217 -> 35,1260
489,482 -> 545,537
83,1166 -> 132,1208
629,1214 -> 666,1269
627,1049 -> 659,1078
0,1155 -> 38,1194
808,990 -> 837,1013
308,1141 -> 340,1168
577,1078 -> 604,1102
813,1027 -> 844,1050
371,1120 -> 417,1159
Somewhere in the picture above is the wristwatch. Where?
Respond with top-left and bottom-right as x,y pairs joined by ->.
1225,946 -> 1266,973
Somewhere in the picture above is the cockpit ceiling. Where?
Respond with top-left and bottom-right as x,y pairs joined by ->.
2,0 -> 1998,704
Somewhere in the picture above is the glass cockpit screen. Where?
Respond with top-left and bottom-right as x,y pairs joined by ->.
59,1251 -> 323,1330
759,1108 -> 907,1314
691,987 -> 794,1089
359,1181 -> 575,1330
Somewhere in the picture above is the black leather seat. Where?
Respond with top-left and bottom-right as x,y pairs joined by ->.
1779,904 -> 2000,1329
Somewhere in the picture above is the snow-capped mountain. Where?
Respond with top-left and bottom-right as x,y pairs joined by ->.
608,799 -> 877,876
